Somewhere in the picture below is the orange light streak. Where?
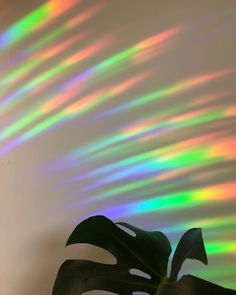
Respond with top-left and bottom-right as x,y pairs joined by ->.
64,37 -> 110,65
110,71 -> 151,96
195,182 -> 236,202
137,26 -> 183,49
38,34 -> 82,60
37,0 -> 82,30
170,109 -> 210,123
46,0 -> 81,19
158,168 -> 191,181
67,2 -> 106,28
180,68 -> 235,90
192,91 -> 232,106
225,106 -> 236,117
64,89 -> 106,114
210,138 -> 236,160
41,88 -> 80,113
133,42 -> 168,64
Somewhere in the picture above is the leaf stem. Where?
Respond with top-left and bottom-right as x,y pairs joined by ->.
155,277 -> 168,295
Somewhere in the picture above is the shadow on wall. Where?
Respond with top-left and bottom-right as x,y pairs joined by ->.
21,230 -> 116,295
20,231 -> 65,295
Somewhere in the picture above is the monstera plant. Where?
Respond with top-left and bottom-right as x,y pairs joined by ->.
52,215 -> 236,294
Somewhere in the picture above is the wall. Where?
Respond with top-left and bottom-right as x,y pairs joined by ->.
1,0 -> 236,294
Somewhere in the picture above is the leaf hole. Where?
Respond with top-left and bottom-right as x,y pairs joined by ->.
117,224 -> 136,237
129,268 -> 151,279
67,244 -> 117,264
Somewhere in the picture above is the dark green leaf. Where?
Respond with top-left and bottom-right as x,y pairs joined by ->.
117,222 -> 171,276
67,215 -> 171,279
53,217 -> 236,295
53,215 -> 172,294
52,260 -> 155,295
170,228 -> 208,281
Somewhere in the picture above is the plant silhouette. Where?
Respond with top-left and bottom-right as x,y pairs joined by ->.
52,215 -> 236,294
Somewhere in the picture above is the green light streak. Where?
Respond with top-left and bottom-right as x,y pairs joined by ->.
1,27 -> 66,90
94,178 -> 153,201
178,109 -> 224,129
21,111 -> 65,139
29,64 -> 66,87
1,60 -> 42,85
120,85 -> 183,110
136,192 -> 193,213
0,110 -> 40,140
205,241 -> 236,255
195,264 -> 236,278
165,216 -> 236,234
29,27 -> 66,52
1,6 -> 49,49
95,46 -> 137,72
219,280 -> 236,290
167,148 -> 212,168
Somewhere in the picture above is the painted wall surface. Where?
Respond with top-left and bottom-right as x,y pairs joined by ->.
1,0 -> 236,294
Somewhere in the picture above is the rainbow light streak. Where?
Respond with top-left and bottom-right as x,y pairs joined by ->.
26,27 -> 67,56
99,68 -> 234,117
206,241 -> 236,255
0,59 -> 42,88
0,5 -> 106,123
66,143 -> 236,204
0,27 -> 182,147
0,72 -> 151,152
66,79 -> 233,164
65,178 -> 155,209
40,87 -> 82,114
63,36 -> 111,66
0,27 -> 65,83
63,71 -> 151,114
85,134 -> 233,186
220,281 -> 236,290
30,34 -> 82,61
2,92 -> 107,147
171,240 -> 236,260
67,2 -> 106,28
63,131 -> 227,186
66,145 -> 164,182
0,3 -> 105,86
0,7 -> 48,49
0,0 -> 81,50
133,42 -> 168,64
96,182 -> 236,219
122,107 -> 229,144
1,64 -> 66,107
89,135 -> 219,180
116,91 -> 231,141
0,72 -> 149,142
61,26 -> 182,89
193,266 -> 236,290
0,26 -> 179,118
76,159 -> 168,194
83,149 -> 208,193
0,37 -> 108,113
0,91 -> 102,146
196,264 -> 236,278
63,88 -> 109,115
162,215 -> 236,234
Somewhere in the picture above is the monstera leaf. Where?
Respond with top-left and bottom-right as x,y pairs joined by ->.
170,228 -> 208,281
52,215 -> 236,295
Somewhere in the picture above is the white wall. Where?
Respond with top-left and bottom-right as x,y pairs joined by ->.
1,1 -> 236,294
